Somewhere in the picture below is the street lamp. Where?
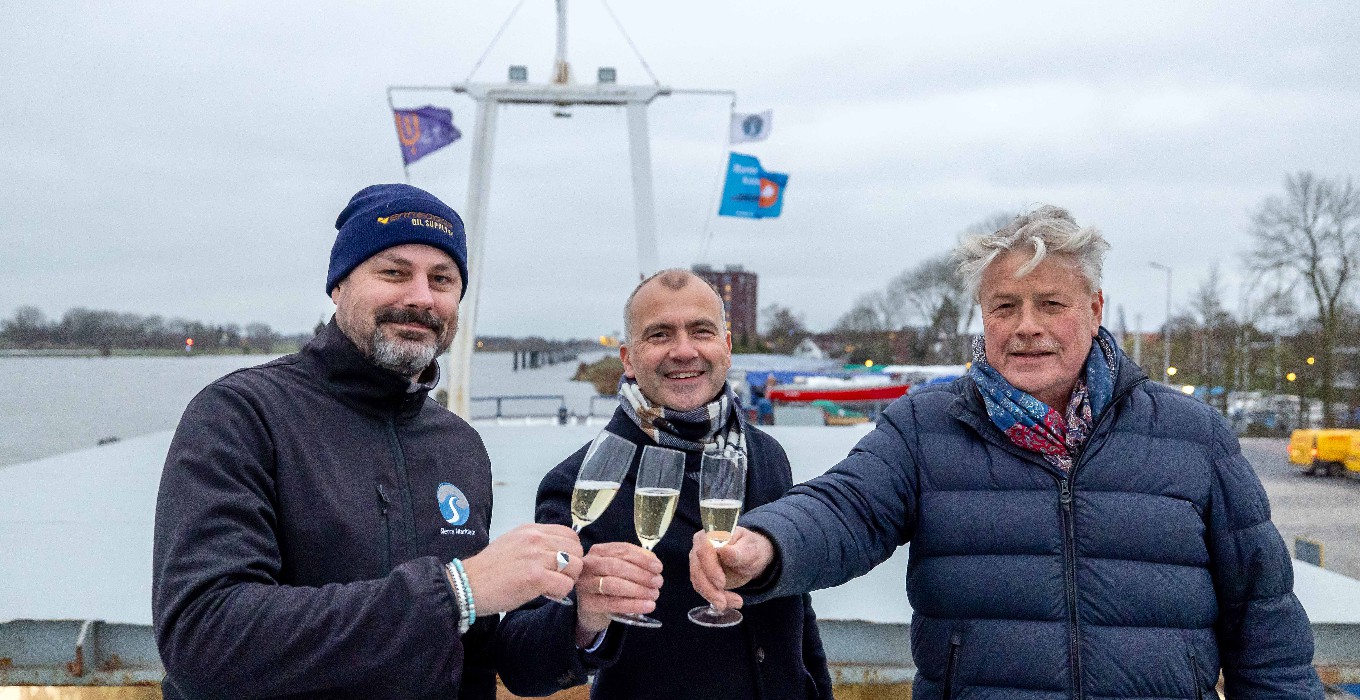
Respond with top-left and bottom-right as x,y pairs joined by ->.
1149,262 -> 1173,382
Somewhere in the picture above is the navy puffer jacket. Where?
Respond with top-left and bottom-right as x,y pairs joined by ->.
743,336 -> 1321,700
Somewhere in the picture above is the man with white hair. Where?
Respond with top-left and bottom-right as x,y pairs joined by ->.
692,206 -> 1322,700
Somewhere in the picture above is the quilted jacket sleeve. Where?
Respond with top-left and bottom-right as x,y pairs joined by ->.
741,399 -> 921,602
1204,420 -> 1323,700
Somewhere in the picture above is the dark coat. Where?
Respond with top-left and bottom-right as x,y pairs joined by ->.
496,409 -> 834,700
152,320 -> 497,699
743,334 -> 1322,700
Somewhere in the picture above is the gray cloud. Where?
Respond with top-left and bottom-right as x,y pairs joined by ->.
3,0 -> 1358,339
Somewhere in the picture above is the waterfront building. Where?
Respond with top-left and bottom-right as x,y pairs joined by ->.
692,264 -> 758,346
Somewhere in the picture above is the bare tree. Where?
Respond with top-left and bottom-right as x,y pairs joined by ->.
833,292 -> 893,332
880,253 -> 978,361
1246,171 -> 1360,426
0,306 -> 49,347
1189,264 -> 1232,327
759,304 -> 809,354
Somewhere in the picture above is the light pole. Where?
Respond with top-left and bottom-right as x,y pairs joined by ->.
1149,262 -> 1172,382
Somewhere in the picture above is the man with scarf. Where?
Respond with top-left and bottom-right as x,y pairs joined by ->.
692,207 -> 1322,700
497,268 -> 833,699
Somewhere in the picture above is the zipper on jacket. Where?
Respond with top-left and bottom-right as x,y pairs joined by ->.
1188,648 -> 1203,700
943,631 -> 962,700
377,484 -> 393,573
1059,477 -> 1082,700
385,417 -> 419,558
1055,375 -> 1146,700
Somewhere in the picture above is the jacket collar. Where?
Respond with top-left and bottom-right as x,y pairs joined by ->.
301,318 -> 436,419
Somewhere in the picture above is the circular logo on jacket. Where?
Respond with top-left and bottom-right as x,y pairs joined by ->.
437,482 -> 470,526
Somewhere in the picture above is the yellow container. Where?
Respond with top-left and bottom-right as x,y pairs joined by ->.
1314,429 -> 1354,463
1345,433 -> 1360,475
1288,429 -> 1317,467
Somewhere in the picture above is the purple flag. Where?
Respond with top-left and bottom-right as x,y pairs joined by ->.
393,106 -> 460,165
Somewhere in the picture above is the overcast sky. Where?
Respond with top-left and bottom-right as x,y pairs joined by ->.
3,1 -> 1358,340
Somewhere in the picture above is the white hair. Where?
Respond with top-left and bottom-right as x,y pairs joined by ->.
954,205 -> 1110,299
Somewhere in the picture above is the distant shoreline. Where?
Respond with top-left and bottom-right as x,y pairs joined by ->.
0,347 -> 296,358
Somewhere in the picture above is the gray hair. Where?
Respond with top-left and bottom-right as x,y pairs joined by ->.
954,205 -> 1110,299
623,268 -> 727,343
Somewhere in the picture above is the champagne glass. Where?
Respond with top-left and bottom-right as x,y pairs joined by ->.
547,431 -> 636,606
609,445 -> 685,628
687,448 -> 747,627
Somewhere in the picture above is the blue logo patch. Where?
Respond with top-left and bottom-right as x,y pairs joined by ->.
437,482 -> 470,526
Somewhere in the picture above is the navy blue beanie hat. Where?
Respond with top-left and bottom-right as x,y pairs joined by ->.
326,183 -> 469,298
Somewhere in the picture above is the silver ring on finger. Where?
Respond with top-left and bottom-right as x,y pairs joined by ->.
555,550 -> 570,572
598,575 -> 605,595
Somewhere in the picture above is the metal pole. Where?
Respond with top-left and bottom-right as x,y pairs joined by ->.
1150,262 -> 1172,381
385,88 -> 411,183
1165,267 -> 1172,381
443,95 -> 500,418
626,100 -> 659,276
1133,313 -> 1142,366
553,0 -> 571,84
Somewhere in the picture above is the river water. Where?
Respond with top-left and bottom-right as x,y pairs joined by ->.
0,350 -> 608,467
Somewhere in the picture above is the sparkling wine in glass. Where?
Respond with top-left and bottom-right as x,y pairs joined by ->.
688,447 -> 747,627
609,445 -> 685,628
548,431 -> 635,606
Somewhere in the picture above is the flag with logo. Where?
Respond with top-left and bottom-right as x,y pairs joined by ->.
729,109 -> 773,144
393,106 -> 461,165
718,152 -> 788,219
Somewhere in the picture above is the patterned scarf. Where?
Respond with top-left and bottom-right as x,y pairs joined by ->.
967,332 -> 1117,472
618,378 -> 746,456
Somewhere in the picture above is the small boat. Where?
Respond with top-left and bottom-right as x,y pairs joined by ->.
767,376 -> 911,403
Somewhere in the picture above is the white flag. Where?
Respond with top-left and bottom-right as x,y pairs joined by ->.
729,110 -> 773,143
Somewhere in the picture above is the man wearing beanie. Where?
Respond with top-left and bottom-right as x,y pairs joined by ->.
152,183 -> 585,699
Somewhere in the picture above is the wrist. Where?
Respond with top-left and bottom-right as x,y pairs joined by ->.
576,617 -> 609,648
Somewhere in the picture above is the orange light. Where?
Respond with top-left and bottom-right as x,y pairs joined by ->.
185,338 -> 194,347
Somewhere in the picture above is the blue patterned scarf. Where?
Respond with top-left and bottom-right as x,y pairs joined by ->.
967,332 -> 1117,471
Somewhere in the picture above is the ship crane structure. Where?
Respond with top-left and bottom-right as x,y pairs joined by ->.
387,0 -> 735,417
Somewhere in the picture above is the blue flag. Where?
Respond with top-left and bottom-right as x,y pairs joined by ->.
718,152 -> 788,219
393,106 -> 461,165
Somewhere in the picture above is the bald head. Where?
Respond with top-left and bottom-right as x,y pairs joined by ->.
623,268 -> 726,343
620,268 -> 733,410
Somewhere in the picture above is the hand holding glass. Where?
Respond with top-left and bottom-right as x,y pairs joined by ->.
548,431 -> 635,606
688,448 -> 747,627
609,445 -> 685,628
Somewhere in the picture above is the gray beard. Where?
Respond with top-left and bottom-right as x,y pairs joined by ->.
370,328 -> 439,377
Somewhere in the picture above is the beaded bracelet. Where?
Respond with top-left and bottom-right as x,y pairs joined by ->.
445,559 -> 476,634
452,559 -> 476,626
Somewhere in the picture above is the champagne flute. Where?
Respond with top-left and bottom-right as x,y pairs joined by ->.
609,445 -> 685,628
688,448 -> 746,627
548,431 -> 636,606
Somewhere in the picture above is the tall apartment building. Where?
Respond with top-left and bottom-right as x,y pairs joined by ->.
692,264 -> 758,344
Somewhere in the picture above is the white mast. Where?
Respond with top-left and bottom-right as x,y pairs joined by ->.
388,2 -> 733,418
553,0 -> 571,84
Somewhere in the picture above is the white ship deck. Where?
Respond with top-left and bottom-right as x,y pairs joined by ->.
2,424 -> 1358,684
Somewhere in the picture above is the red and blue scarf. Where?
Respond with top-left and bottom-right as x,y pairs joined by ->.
966,333 -> 1117,472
